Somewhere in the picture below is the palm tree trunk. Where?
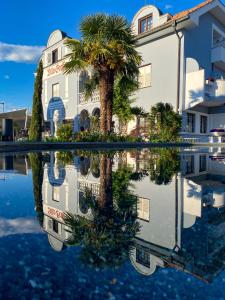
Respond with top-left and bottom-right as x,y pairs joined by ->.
99,70 -> 114,134
99,154 -> 113,209
106,72 -> 114,133
99,74 -> 107,134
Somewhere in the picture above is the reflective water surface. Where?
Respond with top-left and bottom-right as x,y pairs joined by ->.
1,148 -> 225,299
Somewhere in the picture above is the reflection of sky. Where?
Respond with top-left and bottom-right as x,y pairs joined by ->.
0,217 -> 41,237
0,173 -> 35,219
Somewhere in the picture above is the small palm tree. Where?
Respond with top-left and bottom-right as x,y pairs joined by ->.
64,14 -> 141,133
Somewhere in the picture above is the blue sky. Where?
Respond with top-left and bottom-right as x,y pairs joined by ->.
0,0 -> 218,111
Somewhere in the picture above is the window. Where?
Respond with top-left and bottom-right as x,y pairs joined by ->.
200,115 -> 207,134
137,197 -> 150,221
52,186 -> 60,201
52,49 -> 58,64
185,155 -> 194,174
79,71 -> 89,93
186,113 -> 195,133
52,83 -> 59,98
213,29 -> 224,46
139,65 -> 151,88
138,14 -> 153,34
52,219 -> 59,233
199,155 -> 207,172
136,248 -> 150,268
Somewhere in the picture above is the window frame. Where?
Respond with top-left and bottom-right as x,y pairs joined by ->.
52,49 -> 58,64
199,155 -> 207,172
137,197 -> 150,222
200,115 -> 207,134
52,83 -> 60,98
136,247 -> 150,268
52,186 -> 60,202
138,14 -> 153,34
185,155 -> 195,175
138,63 -> 152,89
186,113 -> 195,133
212,24 -> 225,47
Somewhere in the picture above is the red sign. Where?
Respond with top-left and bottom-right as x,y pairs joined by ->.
47,62 -> 64,77
44,205 -> 65,222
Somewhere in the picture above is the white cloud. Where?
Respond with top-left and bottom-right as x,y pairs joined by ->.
0,217 -> 42,237
0,42 -> 45,63
165,4 -> 173,9
3,74 -> 10,80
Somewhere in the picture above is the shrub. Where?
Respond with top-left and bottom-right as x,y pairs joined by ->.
57,124 -> 73,142
73,131 -> 143,143
149,102 -> 182,142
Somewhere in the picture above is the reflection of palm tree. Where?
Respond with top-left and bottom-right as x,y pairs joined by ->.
29,153 -> 44,226
148,148 -> 180,185
64,154 -> 140,268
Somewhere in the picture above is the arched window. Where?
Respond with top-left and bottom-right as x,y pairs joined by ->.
79,71 -> 89,93
80,110 -> 90,131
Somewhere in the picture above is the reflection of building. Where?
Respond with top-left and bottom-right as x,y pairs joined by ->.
41,1 -> 225,141
0,109 -> 31,140
0,155 -> 29,177
42,153 -> 97,251
41,149 -> 225,282
129,150 -> 225,282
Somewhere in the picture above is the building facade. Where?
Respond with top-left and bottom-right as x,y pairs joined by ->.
40,148 -> 225,282
42,0 -> 225,142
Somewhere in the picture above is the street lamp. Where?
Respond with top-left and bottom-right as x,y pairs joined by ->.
0,102 -> 4,113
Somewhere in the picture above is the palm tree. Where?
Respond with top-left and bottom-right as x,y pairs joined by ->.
64,14 -> 141,133
148,148 -> 180,185
64,155 -> 140,268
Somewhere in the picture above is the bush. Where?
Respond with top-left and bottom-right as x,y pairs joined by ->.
149,102 -> 182,142
57,124 -> 73,142
73,131 -> 143,143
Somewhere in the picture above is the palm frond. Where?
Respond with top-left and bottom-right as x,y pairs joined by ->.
64,39 -> 87,73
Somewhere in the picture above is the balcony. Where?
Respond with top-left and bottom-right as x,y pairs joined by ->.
211,41 -> 225,71
78,90 -> 100,105
185,69 -> 225,109
205,79 -> 225,106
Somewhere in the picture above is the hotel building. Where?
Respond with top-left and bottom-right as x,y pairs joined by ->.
41,0 -> 225,142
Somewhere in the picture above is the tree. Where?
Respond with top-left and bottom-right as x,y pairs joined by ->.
148,148 -> 180,185
29,60 -> 44,141
64,14 -> 141,133
29,153 -> 44,226
149,102 -> 182,142
64,154 -> 140,269
113,75 -> 138,134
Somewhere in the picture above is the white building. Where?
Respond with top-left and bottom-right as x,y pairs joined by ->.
41,148 -> 225,281
42,0 -> 225,142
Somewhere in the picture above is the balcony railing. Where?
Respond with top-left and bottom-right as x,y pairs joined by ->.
213,39 -> 225,49
78,90 -> 100,105
78,180 -> 100,197
205,79 -> 225,100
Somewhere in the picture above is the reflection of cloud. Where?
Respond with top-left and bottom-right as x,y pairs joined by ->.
0,42 -> 44,63
0,217 -> 42,237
